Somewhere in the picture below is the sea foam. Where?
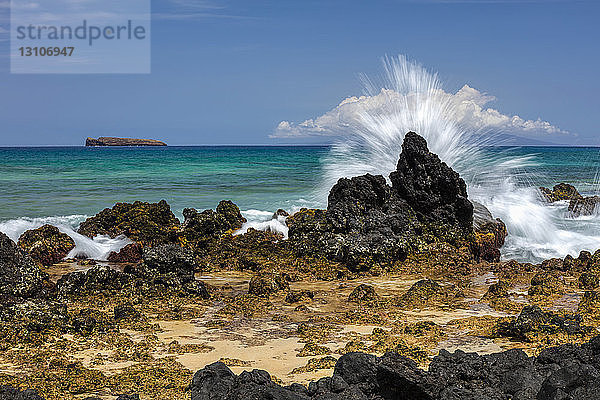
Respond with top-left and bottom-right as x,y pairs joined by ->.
319,55 -> 600,263
0,215 -> 131,261
235,209 -> 289,238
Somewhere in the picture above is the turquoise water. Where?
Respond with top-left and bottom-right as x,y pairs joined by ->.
0,145 -> 598,221
0,145 -> 599,263
0,146 -> 329,220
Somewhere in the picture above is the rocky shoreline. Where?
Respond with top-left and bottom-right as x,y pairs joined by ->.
1,132 -> 599,399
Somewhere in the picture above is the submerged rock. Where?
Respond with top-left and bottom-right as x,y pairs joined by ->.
540,183 -> 583,202
569,196 -> 600,217
77,200 -> 180,245
17,224 -> 75,266
0,232 -> 49,302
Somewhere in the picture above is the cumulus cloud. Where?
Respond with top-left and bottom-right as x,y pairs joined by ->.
272,84 -> 569,140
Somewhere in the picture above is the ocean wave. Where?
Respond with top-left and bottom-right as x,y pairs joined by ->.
0,215 -> 131,261
236,210 -> 289,238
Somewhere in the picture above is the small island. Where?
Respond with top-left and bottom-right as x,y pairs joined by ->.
85,137 -> 167,147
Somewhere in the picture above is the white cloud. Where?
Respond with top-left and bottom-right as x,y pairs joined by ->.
272,84 -> 569,139
154,0 -> 251,21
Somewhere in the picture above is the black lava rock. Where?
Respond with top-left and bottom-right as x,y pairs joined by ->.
288,132 -> 477,269
189,336 -> 600,400
0,232 -> 49,303
0,386 -> 45,400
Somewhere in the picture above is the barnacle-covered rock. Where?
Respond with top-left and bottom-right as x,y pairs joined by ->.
17,225 -> 75,266
77,200 -> 179,245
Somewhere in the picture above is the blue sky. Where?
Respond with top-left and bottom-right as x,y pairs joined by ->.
0,0 -> 598,146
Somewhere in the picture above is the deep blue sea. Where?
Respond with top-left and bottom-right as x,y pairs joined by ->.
0,145 -> 599,262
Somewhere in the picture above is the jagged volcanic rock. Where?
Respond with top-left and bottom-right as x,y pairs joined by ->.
77,200 -> 180,246
497,305 -> 589,341
540,183 -> 583,202
0,232 -> 49,302
56,265 -> 131,296
18,224 -> 75,266
472,202 -> 507,262
107,243 -> 143,263
389,132 -> 473,232
248,272 -> 289,297
569,196 -> 600,217
288,132 -> 481,268
179,200 -> 246,250
189,336 -> 600,400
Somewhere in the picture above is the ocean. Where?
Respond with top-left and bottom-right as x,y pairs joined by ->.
0,145 -> 599,263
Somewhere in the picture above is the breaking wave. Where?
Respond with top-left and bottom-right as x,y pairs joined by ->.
320,55 -> 600,262
0,215 -> 131,261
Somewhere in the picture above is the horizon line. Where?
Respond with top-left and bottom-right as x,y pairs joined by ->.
1,144 -> 599,148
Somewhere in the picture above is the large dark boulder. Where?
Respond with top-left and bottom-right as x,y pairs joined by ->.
288,132 -> 476,269
17,224 -> 75,266
427,347 -> 541,399
0,232 -> 49,302
190,362 -> 308,400
389,132 -> 473,233
141,244 -> 210,298
77,200 -> 180,245
325,174 -> 420,266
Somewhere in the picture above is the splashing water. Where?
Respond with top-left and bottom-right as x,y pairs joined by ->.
0,215 -> 131,261
235,209 -> 289,238
321,55 -> 600,262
